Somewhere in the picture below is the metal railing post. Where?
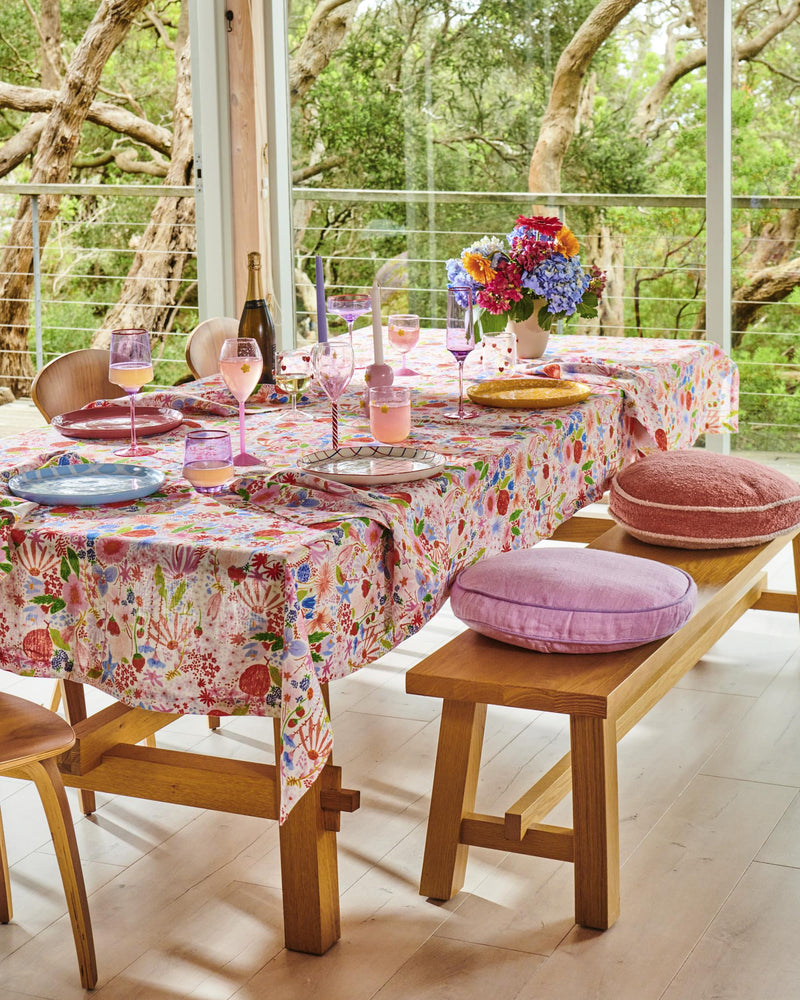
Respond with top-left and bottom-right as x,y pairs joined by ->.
30,194 -> 43,371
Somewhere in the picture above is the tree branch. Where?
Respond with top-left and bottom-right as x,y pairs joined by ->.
289,0 -> 361,104
0,82 -> 172,155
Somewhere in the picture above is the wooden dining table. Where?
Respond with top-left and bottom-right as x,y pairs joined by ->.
0,329 -> 737,953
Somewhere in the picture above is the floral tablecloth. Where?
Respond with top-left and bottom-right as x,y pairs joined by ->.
0,331 -> 737,819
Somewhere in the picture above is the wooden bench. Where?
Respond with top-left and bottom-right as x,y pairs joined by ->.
405,519 -> 800,931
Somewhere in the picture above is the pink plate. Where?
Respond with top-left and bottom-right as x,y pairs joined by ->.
52,405 -> 183,440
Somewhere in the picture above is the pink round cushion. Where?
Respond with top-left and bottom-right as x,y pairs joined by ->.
609,451 -> 800,549
450,547 -> 696,654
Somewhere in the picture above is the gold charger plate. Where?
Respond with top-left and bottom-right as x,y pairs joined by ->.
467,377 -> 592,409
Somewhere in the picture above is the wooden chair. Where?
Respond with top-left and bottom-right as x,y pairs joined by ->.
184,317 -> 238,379
30,348 -> 126,422
0,691 -> 97,989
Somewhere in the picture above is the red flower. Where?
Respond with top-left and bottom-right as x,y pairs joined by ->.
655,428 -> 668,450
227,565 -> 247,582
239,663 -> 272,698
574,440 -> 583,463
496,490 -> 510,516
515,214 -> 563,238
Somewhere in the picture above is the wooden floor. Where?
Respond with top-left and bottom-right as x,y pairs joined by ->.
0,402 -> 799,997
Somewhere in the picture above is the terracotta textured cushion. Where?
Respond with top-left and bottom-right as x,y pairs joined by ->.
450,547 -> 696,654
609,450 -> 800,549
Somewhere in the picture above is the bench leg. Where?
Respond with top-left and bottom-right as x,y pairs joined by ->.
420,700 -> 487,901
570,714 -> 620,930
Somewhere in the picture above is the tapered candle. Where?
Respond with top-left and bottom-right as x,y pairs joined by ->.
371,280 -> 384,364
315,255 -> 328,343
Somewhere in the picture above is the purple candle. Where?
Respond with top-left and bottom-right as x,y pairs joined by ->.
315,255 -> 328,343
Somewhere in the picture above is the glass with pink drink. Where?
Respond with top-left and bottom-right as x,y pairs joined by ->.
219,337 -> 262,466
369,386 -> 411,444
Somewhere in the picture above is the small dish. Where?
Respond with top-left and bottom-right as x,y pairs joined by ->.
8,463 -> 165,506
467,377 -> 591,409
52,405 -> 183,440
300,445 -> 445,486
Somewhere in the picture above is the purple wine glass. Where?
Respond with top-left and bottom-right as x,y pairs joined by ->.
444,287 -> 479,421
327,294 -> 371,346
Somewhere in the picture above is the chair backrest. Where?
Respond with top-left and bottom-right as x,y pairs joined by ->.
30,348 -> 127,422
185,317 -> 239,379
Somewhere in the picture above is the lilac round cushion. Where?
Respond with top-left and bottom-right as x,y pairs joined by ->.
609,450 -> 800,549
450,547 -> 696,654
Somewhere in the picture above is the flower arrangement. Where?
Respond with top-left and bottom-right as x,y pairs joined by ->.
446,214 -> 606,333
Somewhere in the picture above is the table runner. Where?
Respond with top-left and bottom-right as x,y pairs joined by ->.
0,331 -> 737,818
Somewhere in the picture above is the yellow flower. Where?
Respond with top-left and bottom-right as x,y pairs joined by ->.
241,362 -> 251,373
462,251 -> 496,284
555,227 -> 580,258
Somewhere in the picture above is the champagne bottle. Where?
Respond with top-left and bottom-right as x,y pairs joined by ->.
238,251 -> 276,384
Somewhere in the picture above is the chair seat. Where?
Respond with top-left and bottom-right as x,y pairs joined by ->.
0,692 -> 76,773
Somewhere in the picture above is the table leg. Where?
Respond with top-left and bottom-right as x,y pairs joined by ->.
0,806 -> 11,923
277,765 -> 341,954
570,713 -> 620,929
60,680 -> 96,815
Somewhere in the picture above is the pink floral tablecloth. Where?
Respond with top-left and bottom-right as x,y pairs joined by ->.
0,331 -> 737,819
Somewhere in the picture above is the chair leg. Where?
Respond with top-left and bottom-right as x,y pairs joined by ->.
50,681 -> 63,714
570,714 -> 620,930
59,681 -> 96,815
419,700 -> 487,901
18,758 -> 97,990
0,806 -> 11,923
207,716 -> 220,730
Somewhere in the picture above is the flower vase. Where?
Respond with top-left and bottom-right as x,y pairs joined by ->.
507,302 -> 551,360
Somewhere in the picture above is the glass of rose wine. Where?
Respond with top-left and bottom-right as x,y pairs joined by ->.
444,287 -> 479,421
108,328 -> 156,457
369,386 -> 411,443
387,314 -> 421,376
219,337 -> 262,466
275,349 -> 313,421
311,341 -> 355,449
183,429 -> 234,495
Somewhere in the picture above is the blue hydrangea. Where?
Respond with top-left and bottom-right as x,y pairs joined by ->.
525,254 -> 590,316
445,259 -> 480,306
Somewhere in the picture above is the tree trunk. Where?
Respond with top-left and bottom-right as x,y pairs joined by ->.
93,1 -> 194,352
0,0 -> 149,396
578,225 -> 625,336
289,0 -> 362,105
528,0 -> 640,194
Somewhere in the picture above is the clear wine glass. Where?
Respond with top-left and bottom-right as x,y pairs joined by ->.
311,341 -> 355,449
444,287 -> 479,421
108,328 -> 156,457
275,349 -> 313,421
326,294 -> 371,345
388,313 -> 421,376
219,337 -> 262,467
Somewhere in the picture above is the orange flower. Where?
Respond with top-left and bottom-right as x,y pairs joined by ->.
462,251 -> 496,284
555,226 -> 580,258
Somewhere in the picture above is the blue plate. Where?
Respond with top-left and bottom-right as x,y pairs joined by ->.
8,463 -> 165,506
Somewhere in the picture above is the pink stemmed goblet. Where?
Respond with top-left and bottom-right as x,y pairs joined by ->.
388,313 -> 421,376
444,286 -> 479,421
183,429 -> 234,495
327,294 -> 371,346
219,337 -> 262,467
275,349 -> 313,421
311,341 -> 355,449
108,328 -> 156,457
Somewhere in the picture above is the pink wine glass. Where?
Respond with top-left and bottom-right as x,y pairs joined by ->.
108,328 -> 156,457
219,337 -> 262,466
444,287 -> 479,421
327,294 -> 371,345
311,341 -> 355,449
388,313 -> 421,376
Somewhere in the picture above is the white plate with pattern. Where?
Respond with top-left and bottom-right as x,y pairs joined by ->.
300,445 -> 445,486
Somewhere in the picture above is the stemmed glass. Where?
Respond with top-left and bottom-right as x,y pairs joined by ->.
388,313 -> 421,376
108,328 -> 156,457
219,337 -> 262,466
444,287 -> 479,421
275,349 -> 313,421
311,341 -> 355,449
327,294 -> 371,345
